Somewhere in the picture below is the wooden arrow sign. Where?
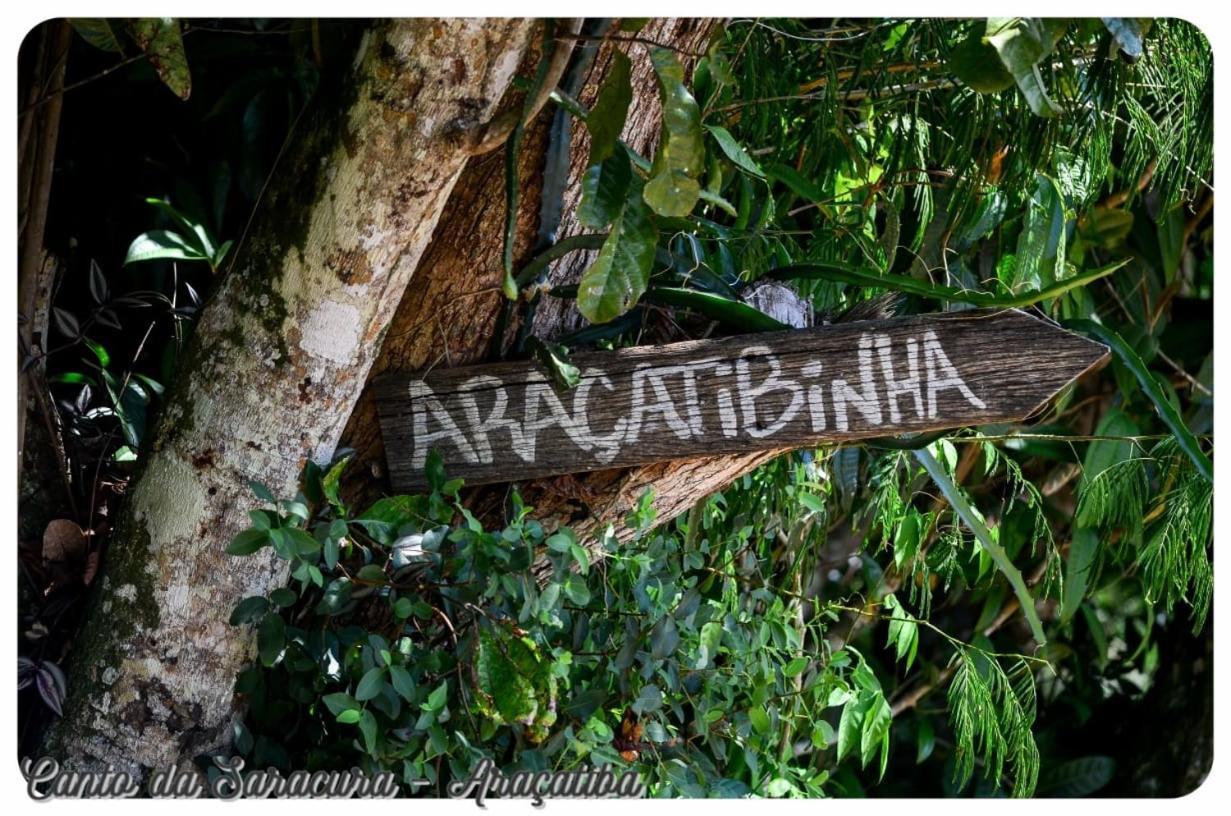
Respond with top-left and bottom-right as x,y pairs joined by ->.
374,309 -> 1107,490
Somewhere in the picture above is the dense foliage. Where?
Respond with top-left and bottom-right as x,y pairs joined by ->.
21,17 -> 1213,798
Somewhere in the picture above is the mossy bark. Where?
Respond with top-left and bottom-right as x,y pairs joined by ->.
45,18 -> 535,776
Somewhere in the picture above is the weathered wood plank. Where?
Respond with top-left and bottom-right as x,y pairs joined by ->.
375,308 -> 1108,489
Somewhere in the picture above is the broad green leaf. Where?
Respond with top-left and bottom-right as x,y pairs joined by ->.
355,667 -> 386,702
649,615 -> 680,661
640,287 -> 788,332
860,695 -> 893,769
357,709 -> 378,754
836,695 -> 868,761
986,18 -> 1068,117
1061,528 -> 1099,625
1010,175 -> 1067,290
144,198 -> 214,257
229,596 -> 269,625
577,179 -> 658,323
226,529 -> 268,556
632,684 -> 663,715
70,19 -> 123,52
322,692 -> 359,717
425,681 -> 448,712
585,51 -> 632,165
257,613 -> 285,667
705,125 -> 764,178
525,337 -> 581,391
129,19 -> 192,100
124,230 -> 208,266
916,718 -> 935,764
748,707 -> 771,736
389,665 -> 416,702
644,47 -> 704,217
578,148 -> 632,229
563,574 -> 590,606
268,588 -> 297,608
947,26 -> 1015,92
315,578 -> 353,615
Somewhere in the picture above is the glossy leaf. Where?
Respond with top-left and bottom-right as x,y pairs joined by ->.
644,48 -> 704,217
578,148 -> 633,229
986,18 -> 1068,117
586,50 -> 632,165
577,179 -> 658,323
124,230 -> 208,266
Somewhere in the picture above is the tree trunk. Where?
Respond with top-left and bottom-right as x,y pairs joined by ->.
336,19 -> 769,555
46,18 -> 536,774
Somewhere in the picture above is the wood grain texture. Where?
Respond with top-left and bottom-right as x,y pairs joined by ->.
376,309 -> 1108,490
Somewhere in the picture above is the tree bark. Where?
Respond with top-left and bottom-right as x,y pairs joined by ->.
336,19 -> 769,555
46,18 -> 536,774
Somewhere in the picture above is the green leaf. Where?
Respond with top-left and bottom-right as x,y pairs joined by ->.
357,709 -> 378,754
649,615 -> 680,661
355,667 -> 386,702
860,695 -> 892,769
284,527 -> 321,557
577,178 -> 658,324
644,47 -> 704,217
578,148 -> 633,229
389,665 -> 416,702
70,19 -> 123,52
1061,528 -> 1099,625
323,692 -> 359,717
257,613 -> 285,667
783,657 -> 809,678
986,18 -> 1068,117
321,455 -> 351,509
563,574 -> 591,606
837,695 -> 868,761
916,718 -> 935,764
124,230 -> 208,266
226,529 -> 268,556
525,337 -> 581,391
128,18 -> 191,100
1066,320 -> 1212,482
356,564 -> 388,585
585,51 -> 632,166
748,707 -> 771,737
947,26 -> 1015,92
336,709 -> 362,724
915,448 -> 1047,646
248,480 -> 275,503
640,287 -> 789,332
1010,175 -> 1067,290
706,125 -> 764,178
632,684 -> 663,715
315,578 -> 353,615
229,596 -> 269,626
425,681 -> 448,712
268,588 -> 297,608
